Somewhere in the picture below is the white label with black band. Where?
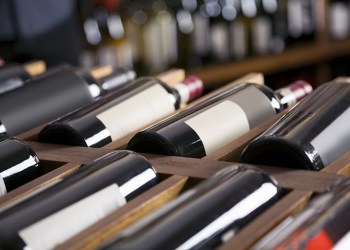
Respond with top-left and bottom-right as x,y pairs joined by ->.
19,184 -> 126,250
185,100 -> 250,155
97,84 -> 175,141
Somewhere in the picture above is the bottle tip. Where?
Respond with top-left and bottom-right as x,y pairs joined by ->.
288,80 -> 313,101
182,75 -> 204,101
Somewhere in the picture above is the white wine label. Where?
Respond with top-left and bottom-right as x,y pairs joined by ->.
0,175 -> 7,197
97,84 -> 175,141
185,100 -> 250,155
19,184 -> 126,250
311,107 -> 350,167
333,231 -> 350,250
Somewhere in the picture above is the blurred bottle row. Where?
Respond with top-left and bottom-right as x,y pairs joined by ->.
77,0 -> 350,75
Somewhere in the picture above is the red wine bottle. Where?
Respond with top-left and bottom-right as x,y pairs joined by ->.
127,80 -> 312,158
0,150 -> 158,250
0,61 -> 46,95
0,137 -> 40,196
38,75 -> 204,148
0,66 -> 135,136
241,80 -> 350,170
100,165 -> 281,250
252,177 -> 350,249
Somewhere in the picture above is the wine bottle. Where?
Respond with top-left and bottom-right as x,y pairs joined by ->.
0,66 -> 135,136
252,177 -> 350,250
100,165 -> 281,250
38,75 -> 204,148
127,80 -> 312,158
229,0 -> 250,60
0,150 -> 158,250
0,137 -> 40,196
207,0 -> 230,63
251,0 -> 273,55
0,60 -> 46,95
241,80 -> 350,171
329,0 -> 350,41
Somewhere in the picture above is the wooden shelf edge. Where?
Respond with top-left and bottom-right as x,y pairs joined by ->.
190,39 -> 350,87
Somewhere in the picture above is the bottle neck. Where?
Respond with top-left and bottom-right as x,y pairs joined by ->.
274,80 -> 313,109
171,75 -> 204,105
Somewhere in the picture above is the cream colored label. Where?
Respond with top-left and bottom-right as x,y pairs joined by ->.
185,100 -> 250,155
19,184 -> 126,250
97,84 -> 175,141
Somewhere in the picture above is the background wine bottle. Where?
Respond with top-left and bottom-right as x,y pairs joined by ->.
252,177 -> 350,250
127,80 -> 312,158
0,60 -> 46,95
0,137 -> 40,197
241,80 -> 350,171
0,150 -> 158,250
38,75 -> 203,148
101,165 -> 281,250
0,65 -> 135,136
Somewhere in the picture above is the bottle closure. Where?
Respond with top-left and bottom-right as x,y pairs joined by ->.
172,75 -> 204,105
275,80 -> 313,108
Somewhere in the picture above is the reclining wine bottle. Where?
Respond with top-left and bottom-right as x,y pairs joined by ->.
127,80 -> 312,158
38,75 -> 204,148
0,137 -> 40,197
0,60 -> 46,95
100,165 -> 282,250
241,80 -> 350,170
0,65 -> 135,135
252,177 -> 350,250
0,150 -> 158,250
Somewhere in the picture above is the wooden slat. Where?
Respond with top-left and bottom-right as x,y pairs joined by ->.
27,141 -> 112,164
56,175 -> 188,250
145,154 -> 338,192
219,190 -> 313,250
322,149 -> 350,175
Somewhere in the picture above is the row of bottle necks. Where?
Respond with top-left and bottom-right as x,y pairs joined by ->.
0,59 -> 349,248
79,0 -> 350,74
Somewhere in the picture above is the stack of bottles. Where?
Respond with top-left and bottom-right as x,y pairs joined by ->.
78,0 -> 324,74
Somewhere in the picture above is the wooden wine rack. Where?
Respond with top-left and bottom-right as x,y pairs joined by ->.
0,72 -> 349,250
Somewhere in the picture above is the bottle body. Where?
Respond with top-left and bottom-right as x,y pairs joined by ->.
128,81 -> 311,158
241,81 -> 350,170
0,67 -> 100,135
0,137 -> 40,195
0,66 -> 135,136
38,76 -> 203,148
0,150 -> 158,250
101,165 -> 281,250
0,63 -> 32,95
253,177 -> 350,249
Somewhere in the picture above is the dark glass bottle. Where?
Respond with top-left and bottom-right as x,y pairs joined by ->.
0,150 -> 158,250
128,80 -> 312,158
0,137 -> 40,196
0,61 -> 45,95
241,80 -> 350,171
252,177 -> 350,249
38,76 -> 203,148
100,165 -> 281,250
0,66 -> 135,136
